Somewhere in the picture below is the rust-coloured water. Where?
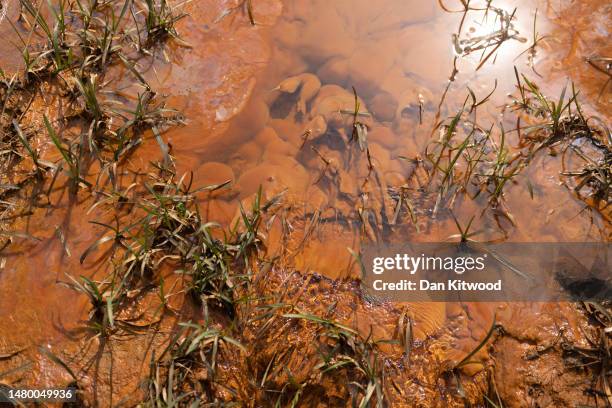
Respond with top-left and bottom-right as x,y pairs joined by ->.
0,0 -> 609,405
195,0 -> 609,275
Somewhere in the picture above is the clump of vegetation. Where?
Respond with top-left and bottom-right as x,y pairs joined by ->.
560,301 -> 612,407
394,69 -> 610,236
143,0 -> 187,46
0,0 -> 193,340
0,0 -> 269,403
281,312 -> 386,407
0,0 -> 192,266
146,321 -> 246,406
512,73 -> 610,218
0,0 -> 187,213
72,160 -> 268,331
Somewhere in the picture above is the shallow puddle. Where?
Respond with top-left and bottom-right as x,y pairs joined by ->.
169,0 -> 609,278
0,0 -> 610,405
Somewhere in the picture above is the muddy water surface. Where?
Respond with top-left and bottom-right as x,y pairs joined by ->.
0,0 -> 610,406
0,0 -> 283,403
153,0 -> 610,404
183,0 -> 610,276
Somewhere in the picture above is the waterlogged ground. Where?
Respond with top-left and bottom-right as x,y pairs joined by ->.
0,0 -> 610,406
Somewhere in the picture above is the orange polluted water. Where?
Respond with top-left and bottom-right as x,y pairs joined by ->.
213,0 -> 610,275
0,0 -> 610,406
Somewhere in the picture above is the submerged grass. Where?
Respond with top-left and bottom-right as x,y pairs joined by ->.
561,302 -> 612,407
0,0 -> 188,254
0,1 -> 609,406
0,1 -> 214,397
416,69 -> 610,232
248,307 -> 387,407
512,73 -> 611,218
144,0 -> 187,46
146,322 -> 245,406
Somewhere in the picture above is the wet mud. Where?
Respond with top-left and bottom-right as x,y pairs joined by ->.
0,0 -> 610,406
